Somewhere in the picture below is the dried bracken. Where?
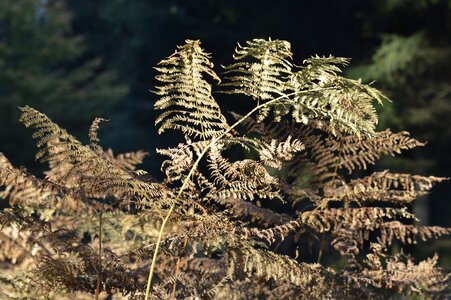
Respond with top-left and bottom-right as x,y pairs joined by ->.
0,38 -> 449,299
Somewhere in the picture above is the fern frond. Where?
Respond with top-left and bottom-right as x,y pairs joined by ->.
158,140 -> 208,184
88,117 -> 108,147
258,135 -> 304,169
154,40 -> 229,140
208,142 -> 282,200
378,221 -> 451,246
105,149 -> 149,171
221,38 -> 293,121
331,221 -> 451,258
216,196 -> 292,227
0,153 -> 78,210
19,106 -> 167,209
227,243 -> 333,295
300,207 -> 416,233
323,171 -> 447,205
362,251 -> 450,295
290,55 -> 388,136
334,129 -> 425,173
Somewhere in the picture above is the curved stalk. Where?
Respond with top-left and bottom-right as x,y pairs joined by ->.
144,89 -> 328,300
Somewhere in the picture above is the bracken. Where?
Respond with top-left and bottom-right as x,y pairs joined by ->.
0,38 -> 449,300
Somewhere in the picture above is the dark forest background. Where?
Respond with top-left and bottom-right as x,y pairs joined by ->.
1,0 -> 450,264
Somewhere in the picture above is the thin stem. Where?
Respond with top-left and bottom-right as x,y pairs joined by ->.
95,212 -> 103,300
144,89 -> 329,300
317,232 -> 326,264
316,139 -> 344,263
170,235 -> 189,300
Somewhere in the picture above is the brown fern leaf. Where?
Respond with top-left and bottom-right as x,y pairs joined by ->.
0,153 -> 81,211
379,221 -> 451,246
19,106 -> 167,209
300,207 -> 416,233
258,135 -> 304,169
221,38 -> 293,121
208,142 -> 282,200
290,55 -> 388,136
334,129 -> 425,173
154,39 -> 230,140
215,196 -> 292,227
362,250 -> 450,295
323,171 -> 447,205
227,243 -> 334,294
105,149 -> 149,171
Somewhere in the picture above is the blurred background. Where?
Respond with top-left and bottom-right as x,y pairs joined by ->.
0,0 -> 450,263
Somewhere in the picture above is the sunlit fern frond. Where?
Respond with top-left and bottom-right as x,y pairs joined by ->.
258,135 -> 304,169
158,140 -> 207,184
221,38 -> 293,121
362,250 -> 450,295
331,221 -> 451,259
215,196 -> 292,227
1,38 -> 450,300
290,55 -> 388,136
105,149 -> 149,171
292,129 -> 426,185
226,243 -> 335,298
154,39 -> 229,140
378,222 -> 451,246
88,117 -> 109,154
322,171 -> 447,205
332,129 -> 425,173
0,153 -> 79,210
207,142 -> 282,200
300,207 -> 416,233
19,106 -> 167,209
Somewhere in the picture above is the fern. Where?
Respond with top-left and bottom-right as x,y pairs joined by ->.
221,38 -> 293,121
0,38 -> 450,300
154,39 -> 230,140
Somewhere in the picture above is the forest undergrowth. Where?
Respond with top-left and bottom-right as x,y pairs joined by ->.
0,39 -> 450,299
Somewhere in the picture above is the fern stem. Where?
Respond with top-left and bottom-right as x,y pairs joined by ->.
317,139 -> 343,263
95,211 -> 103,300
189,51 -> 207,141
171,235 -> 189,299
317,232 -> 326,264
144,89 -> 330,300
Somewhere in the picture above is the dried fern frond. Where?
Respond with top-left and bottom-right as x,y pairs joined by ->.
333,129 -> 425,173
158,140 -> 208,184
378,221 -> 451,246
208,142 -> 282,200
362,250 -> 450,295
154,39 -> 229,140
1,38 -> 450,300
227,243 -> 334,297
88,117 -> 109,154
0,153 -> 77,209
215,196 -> 292,227
19,106 -> 167,209
243,220 -> 303,244
290,55 -> 388,136
300,207 -> 416,233
331,222 -> 451,259
221,38 -> 293,121
323,171 -> 447,205
229,113 -> 336,182
105,149 -> 149,171
258,135 -> 304,169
